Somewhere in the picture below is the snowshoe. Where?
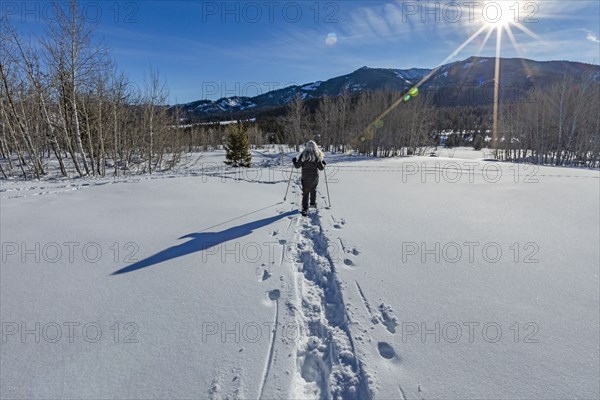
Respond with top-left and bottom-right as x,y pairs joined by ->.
301,209 -> 308,216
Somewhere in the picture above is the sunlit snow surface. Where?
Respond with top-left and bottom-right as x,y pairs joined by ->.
1,148 -> 598,399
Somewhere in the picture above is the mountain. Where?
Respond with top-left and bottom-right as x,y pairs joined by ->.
424,57 -> 599,106
173,57 -> 599,120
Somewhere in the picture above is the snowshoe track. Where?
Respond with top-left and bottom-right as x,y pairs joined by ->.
290,210 -> 372,400
262,180 -> 372,399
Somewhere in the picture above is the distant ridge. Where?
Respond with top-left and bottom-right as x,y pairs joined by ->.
172,57 -> 599,120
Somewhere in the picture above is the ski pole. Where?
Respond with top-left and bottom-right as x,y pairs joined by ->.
324,165 -> 331,208
283,164 -> 294,201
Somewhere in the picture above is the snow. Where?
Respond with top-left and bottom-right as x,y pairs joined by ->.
392,71 -> 413,83
301,82 -> 322,91
173,118 -> 256,127
395,69 -> 431,81
225,98 -> 240,107
202,97 -> 257,112
195,103 -> 215,111
1,149 -> 599,399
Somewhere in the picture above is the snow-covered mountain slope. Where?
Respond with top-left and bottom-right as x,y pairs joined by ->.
1,149 -> 599,399
173,57 -> 599,119
174,66 -> 433,118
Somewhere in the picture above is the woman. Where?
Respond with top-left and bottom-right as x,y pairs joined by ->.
292,141 -> 326,216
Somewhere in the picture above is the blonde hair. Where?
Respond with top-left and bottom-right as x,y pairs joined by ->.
299,140 -> 324,162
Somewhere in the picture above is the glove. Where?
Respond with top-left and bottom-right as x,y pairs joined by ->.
292,157 -> 297,163
322,161 -> 327,166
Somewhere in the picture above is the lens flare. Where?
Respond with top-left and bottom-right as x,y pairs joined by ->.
325,33 -> 337,47
364,0 -> 541,151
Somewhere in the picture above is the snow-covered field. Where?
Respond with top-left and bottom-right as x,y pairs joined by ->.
1,148 -> 599,399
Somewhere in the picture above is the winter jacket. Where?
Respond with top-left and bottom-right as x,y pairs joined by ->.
293,158 -> 325,183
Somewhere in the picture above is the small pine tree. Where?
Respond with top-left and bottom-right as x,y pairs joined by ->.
473,135 -> 485,150
445,134 -> 461,148
224,123 -> 252,167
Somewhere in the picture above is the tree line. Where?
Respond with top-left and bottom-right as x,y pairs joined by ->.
0,1 -> 175,179
147,74 -> 600,170
496,74 -> 599,167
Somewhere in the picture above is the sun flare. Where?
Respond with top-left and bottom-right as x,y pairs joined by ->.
482,2 -> 516,28
367,0 -> 542,148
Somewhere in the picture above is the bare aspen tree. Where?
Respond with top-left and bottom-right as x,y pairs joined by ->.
142,68 -> 168,174
285,93 -> 307,150
334,90 -> 351,152
108,72 -> 130,176
42,0 -> 109,177
11,29 -> 67,176
315,95 -> 335,150
0,26 -> 46,178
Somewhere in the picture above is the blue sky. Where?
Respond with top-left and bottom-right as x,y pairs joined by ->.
3,1 -> 599,104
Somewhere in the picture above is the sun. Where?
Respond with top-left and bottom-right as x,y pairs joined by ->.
481,1 -> 517,28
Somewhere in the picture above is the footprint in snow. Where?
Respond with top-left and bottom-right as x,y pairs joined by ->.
377,342 -> 397,360
378,303 -> 399,334
261,270 -> 271,281
268,289 -> 281,300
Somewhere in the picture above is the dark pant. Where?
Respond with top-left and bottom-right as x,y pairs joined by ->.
301,177 -> 318,210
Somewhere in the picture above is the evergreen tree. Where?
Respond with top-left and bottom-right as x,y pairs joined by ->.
445,133 -> 461,148
473,135 -> 485,150
224,123 -> 252,167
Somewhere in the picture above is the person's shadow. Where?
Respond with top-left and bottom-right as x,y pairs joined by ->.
111,210 -> 297,275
